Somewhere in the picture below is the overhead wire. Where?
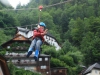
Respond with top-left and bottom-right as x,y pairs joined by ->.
0,0 -> 72,11
0,0 -> 72,30
44,0 -> 72,8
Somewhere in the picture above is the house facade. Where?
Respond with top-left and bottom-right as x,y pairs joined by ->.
87,69 -> 100,75
50,67 -> 67,75
1,34 -> 51,75
1,27 -> 67,75
82,63 -> 100,75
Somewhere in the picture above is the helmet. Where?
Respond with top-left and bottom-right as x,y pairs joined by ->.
39,22 -> 46,27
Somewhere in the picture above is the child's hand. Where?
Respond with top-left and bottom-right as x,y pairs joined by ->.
45,29 -> 48,33
41,29 -> 48,35
44,29 -> 48,34
45,29 -> 48,32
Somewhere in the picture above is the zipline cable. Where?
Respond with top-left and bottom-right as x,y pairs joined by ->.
0,0 -> 72,11
0,0 -> 72,29
44,0 -> 72,8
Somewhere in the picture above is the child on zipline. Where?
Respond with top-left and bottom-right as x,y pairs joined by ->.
26,22 -> 48,61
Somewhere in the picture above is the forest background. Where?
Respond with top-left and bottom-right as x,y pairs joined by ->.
0,0 -> 100,75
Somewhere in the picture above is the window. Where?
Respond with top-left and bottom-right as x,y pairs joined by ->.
39,58 -> 42,61
54,70 -> 57,72
59,70 -> 62,73
7,46 -> 10,49
45,58 -> 48,61
41,65 -> 46,69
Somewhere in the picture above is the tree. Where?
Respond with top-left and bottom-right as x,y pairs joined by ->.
50,57 -> 66,68
59,55 -> 75,67
68,18 -> 85,46
42,45 -> 57,58
0,30 -> 11,45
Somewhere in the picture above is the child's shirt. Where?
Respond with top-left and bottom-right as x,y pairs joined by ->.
33,27 -> 45,41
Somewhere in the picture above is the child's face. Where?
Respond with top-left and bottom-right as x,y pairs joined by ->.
40,26 -> 45,30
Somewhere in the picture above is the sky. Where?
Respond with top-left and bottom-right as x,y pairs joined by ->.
7,0 -> 30,8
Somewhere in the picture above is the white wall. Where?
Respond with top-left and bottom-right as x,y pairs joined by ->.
86,69 -> 100,75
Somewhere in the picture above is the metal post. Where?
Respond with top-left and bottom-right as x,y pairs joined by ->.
39,10 -> 40,23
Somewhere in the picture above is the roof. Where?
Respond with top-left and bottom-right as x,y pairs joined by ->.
83,63 -> 100,75
1,35 -> 31,48
1,27 -> 61,50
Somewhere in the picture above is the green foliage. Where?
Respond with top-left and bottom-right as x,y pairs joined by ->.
50,57 -> 66,68
67,51 -> 83,65
1,0 -> 100,75
67,66 -> 83,75
0,47 -> 6,55
68,18 -> 85,45
0,11 -> 20,36
0,30 -> 11,45
62,40 -> 73,53
42,45 -> 57,58
59,55 -> 75,67
81,31 -> 100,65
16,10 -> 39,25
41,12 -> 55,30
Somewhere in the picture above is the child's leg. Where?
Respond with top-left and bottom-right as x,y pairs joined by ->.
34,39 -> 42,60
27,39 -> 36,57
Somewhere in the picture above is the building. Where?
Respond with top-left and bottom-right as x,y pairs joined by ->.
82,63 -> 100,75
1,27 -> 53,75
1,32 -> 51,75
1,27 -> 67,75
5,53 -> 51,75
51,67 -> 67,75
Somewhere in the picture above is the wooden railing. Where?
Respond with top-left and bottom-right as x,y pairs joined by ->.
7,47 -> 28,51
12,60 -> 37,66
